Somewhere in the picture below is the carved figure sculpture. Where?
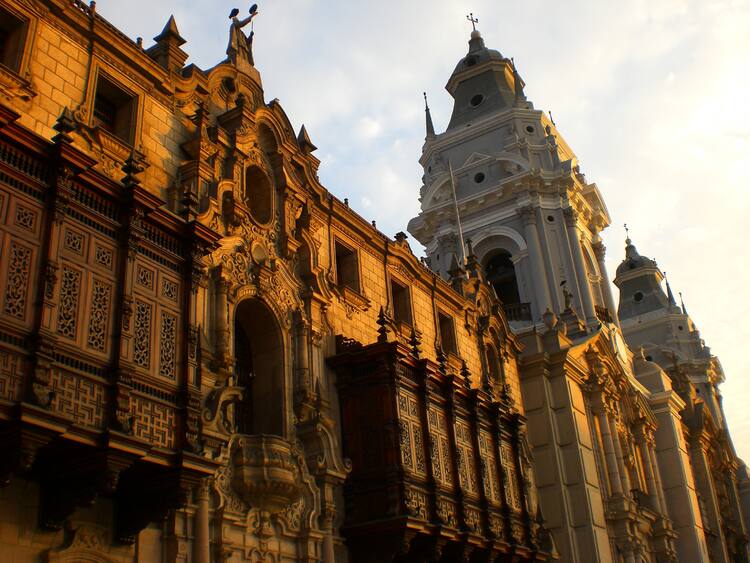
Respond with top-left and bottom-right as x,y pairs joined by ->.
227,4 -> 259,66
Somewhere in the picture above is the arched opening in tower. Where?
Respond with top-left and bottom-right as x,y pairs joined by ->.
233,298 -> 284,435
484,251 -> 521,305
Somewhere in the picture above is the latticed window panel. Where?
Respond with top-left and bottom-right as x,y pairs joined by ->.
397,390 -> 426,476
86,278 -> 111,352
454,419 -> 478,495
158,311 -> 177,378
57,267 -> 82,340
3,239 -> 31,320
428,405 -> 453,487
133,299 -> 152,369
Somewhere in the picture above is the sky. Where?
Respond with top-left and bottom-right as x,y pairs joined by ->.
98,0 -> 750,458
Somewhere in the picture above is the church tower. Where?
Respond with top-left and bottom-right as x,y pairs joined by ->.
614,238 -> 750,561
408,28 -> 618,330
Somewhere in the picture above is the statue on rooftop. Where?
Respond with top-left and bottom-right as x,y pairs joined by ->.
227,4 -> 259,66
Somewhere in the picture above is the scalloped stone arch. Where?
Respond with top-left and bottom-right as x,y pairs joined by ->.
470,226 -> 527,264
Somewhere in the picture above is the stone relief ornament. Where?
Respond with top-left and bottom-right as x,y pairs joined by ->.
47,523 -> 116,563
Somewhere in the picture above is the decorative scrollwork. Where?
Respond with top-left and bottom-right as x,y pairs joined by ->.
57,267 -> 82,339
158,311 -> 177,378
133,300 -> 152,368
87,279 -> 111,352
3,241 -> 31,319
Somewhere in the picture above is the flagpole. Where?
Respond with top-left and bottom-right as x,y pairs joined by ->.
448,161 -> 466,266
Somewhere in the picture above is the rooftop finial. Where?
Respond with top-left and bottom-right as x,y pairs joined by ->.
679,291 -> 688,315
664,271 -> 677,306
624,223 -> 631,244
466,12 -> 479,32
424,92 -> 435,139
511,58 -> 526,103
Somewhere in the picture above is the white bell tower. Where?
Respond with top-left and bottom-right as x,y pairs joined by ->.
408,28 -> 618,330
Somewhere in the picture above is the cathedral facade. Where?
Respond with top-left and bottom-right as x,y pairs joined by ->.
0,1 -> 745,562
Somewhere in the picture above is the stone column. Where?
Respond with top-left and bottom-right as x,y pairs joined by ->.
637,427 -> 664,512
607,410 -> 631,495
193,479 -> 211,563
596,406 -> 623,496
518,206 -> 553,320
645,440 -> 669,515
563,208 -> 597,324
213,271 -> 231,373
592,240 -> 619,326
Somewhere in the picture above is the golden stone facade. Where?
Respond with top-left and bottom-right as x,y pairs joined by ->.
0,1 -> 549,561
0,1 -> 747,562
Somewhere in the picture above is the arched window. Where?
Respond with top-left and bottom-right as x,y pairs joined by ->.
233,299 -> 284,435
484,250 -> 520,305
244,165 -> 273,224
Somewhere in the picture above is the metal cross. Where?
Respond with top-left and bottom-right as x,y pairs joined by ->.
467,13 -> 479,31
624,223 -> 630,238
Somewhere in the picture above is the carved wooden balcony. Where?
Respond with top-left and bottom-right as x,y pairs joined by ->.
595,305 -> 613,324
329,339 -> 552,563
0,105 -> 220,542
503,302 -> 532,322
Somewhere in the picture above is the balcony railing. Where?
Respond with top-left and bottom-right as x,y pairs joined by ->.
504,302 -> 532,322
595,305 -> 613,323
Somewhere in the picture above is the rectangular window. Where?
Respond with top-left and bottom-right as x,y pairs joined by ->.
0,9 -> 26,72
438,311 -> 457,355
391,278 -> 411,325
335,240 -> 359,292
93,74 -> 135,144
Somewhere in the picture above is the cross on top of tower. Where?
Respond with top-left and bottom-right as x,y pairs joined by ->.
466,12 -> 479,32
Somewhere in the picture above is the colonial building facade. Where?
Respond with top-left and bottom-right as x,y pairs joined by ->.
0,2 -> 744,563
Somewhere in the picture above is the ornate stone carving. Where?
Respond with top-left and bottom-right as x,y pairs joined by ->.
231,434 -> 303,514
47,524 -> 116,563
202,383 -> 243,434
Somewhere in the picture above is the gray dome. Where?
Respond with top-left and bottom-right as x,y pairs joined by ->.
449,32 -> 506,81
615,238 -> 657,276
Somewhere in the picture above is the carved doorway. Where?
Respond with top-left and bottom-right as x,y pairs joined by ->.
233,298 -> 284,435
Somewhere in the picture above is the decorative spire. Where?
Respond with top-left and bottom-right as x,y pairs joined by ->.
423,92 -> 435,139
297,125 -> 317,153
121,149 -> 144,190
408,327 -> 421,359
460,360 -> 471,389
679,291 -> 688,315
511,57 -> 526,102
624,223 -> 639,259
153,15 -> 186,46
376,306 -> 389,343
465,12 -> 485,50
664,272 -> 677,306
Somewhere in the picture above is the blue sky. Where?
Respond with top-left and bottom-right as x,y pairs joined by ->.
99,0 -> 750,458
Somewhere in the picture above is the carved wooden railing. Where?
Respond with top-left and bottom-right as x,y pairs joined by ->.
504,302 -> 532,322
595,305 -> 613,324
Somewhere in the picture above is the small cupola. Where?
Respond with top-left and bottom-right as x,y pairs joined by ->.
445,29 -> 518,131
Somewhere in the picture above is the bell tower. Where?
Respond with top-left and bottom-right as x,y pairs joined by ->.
408,27 -> 618,330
